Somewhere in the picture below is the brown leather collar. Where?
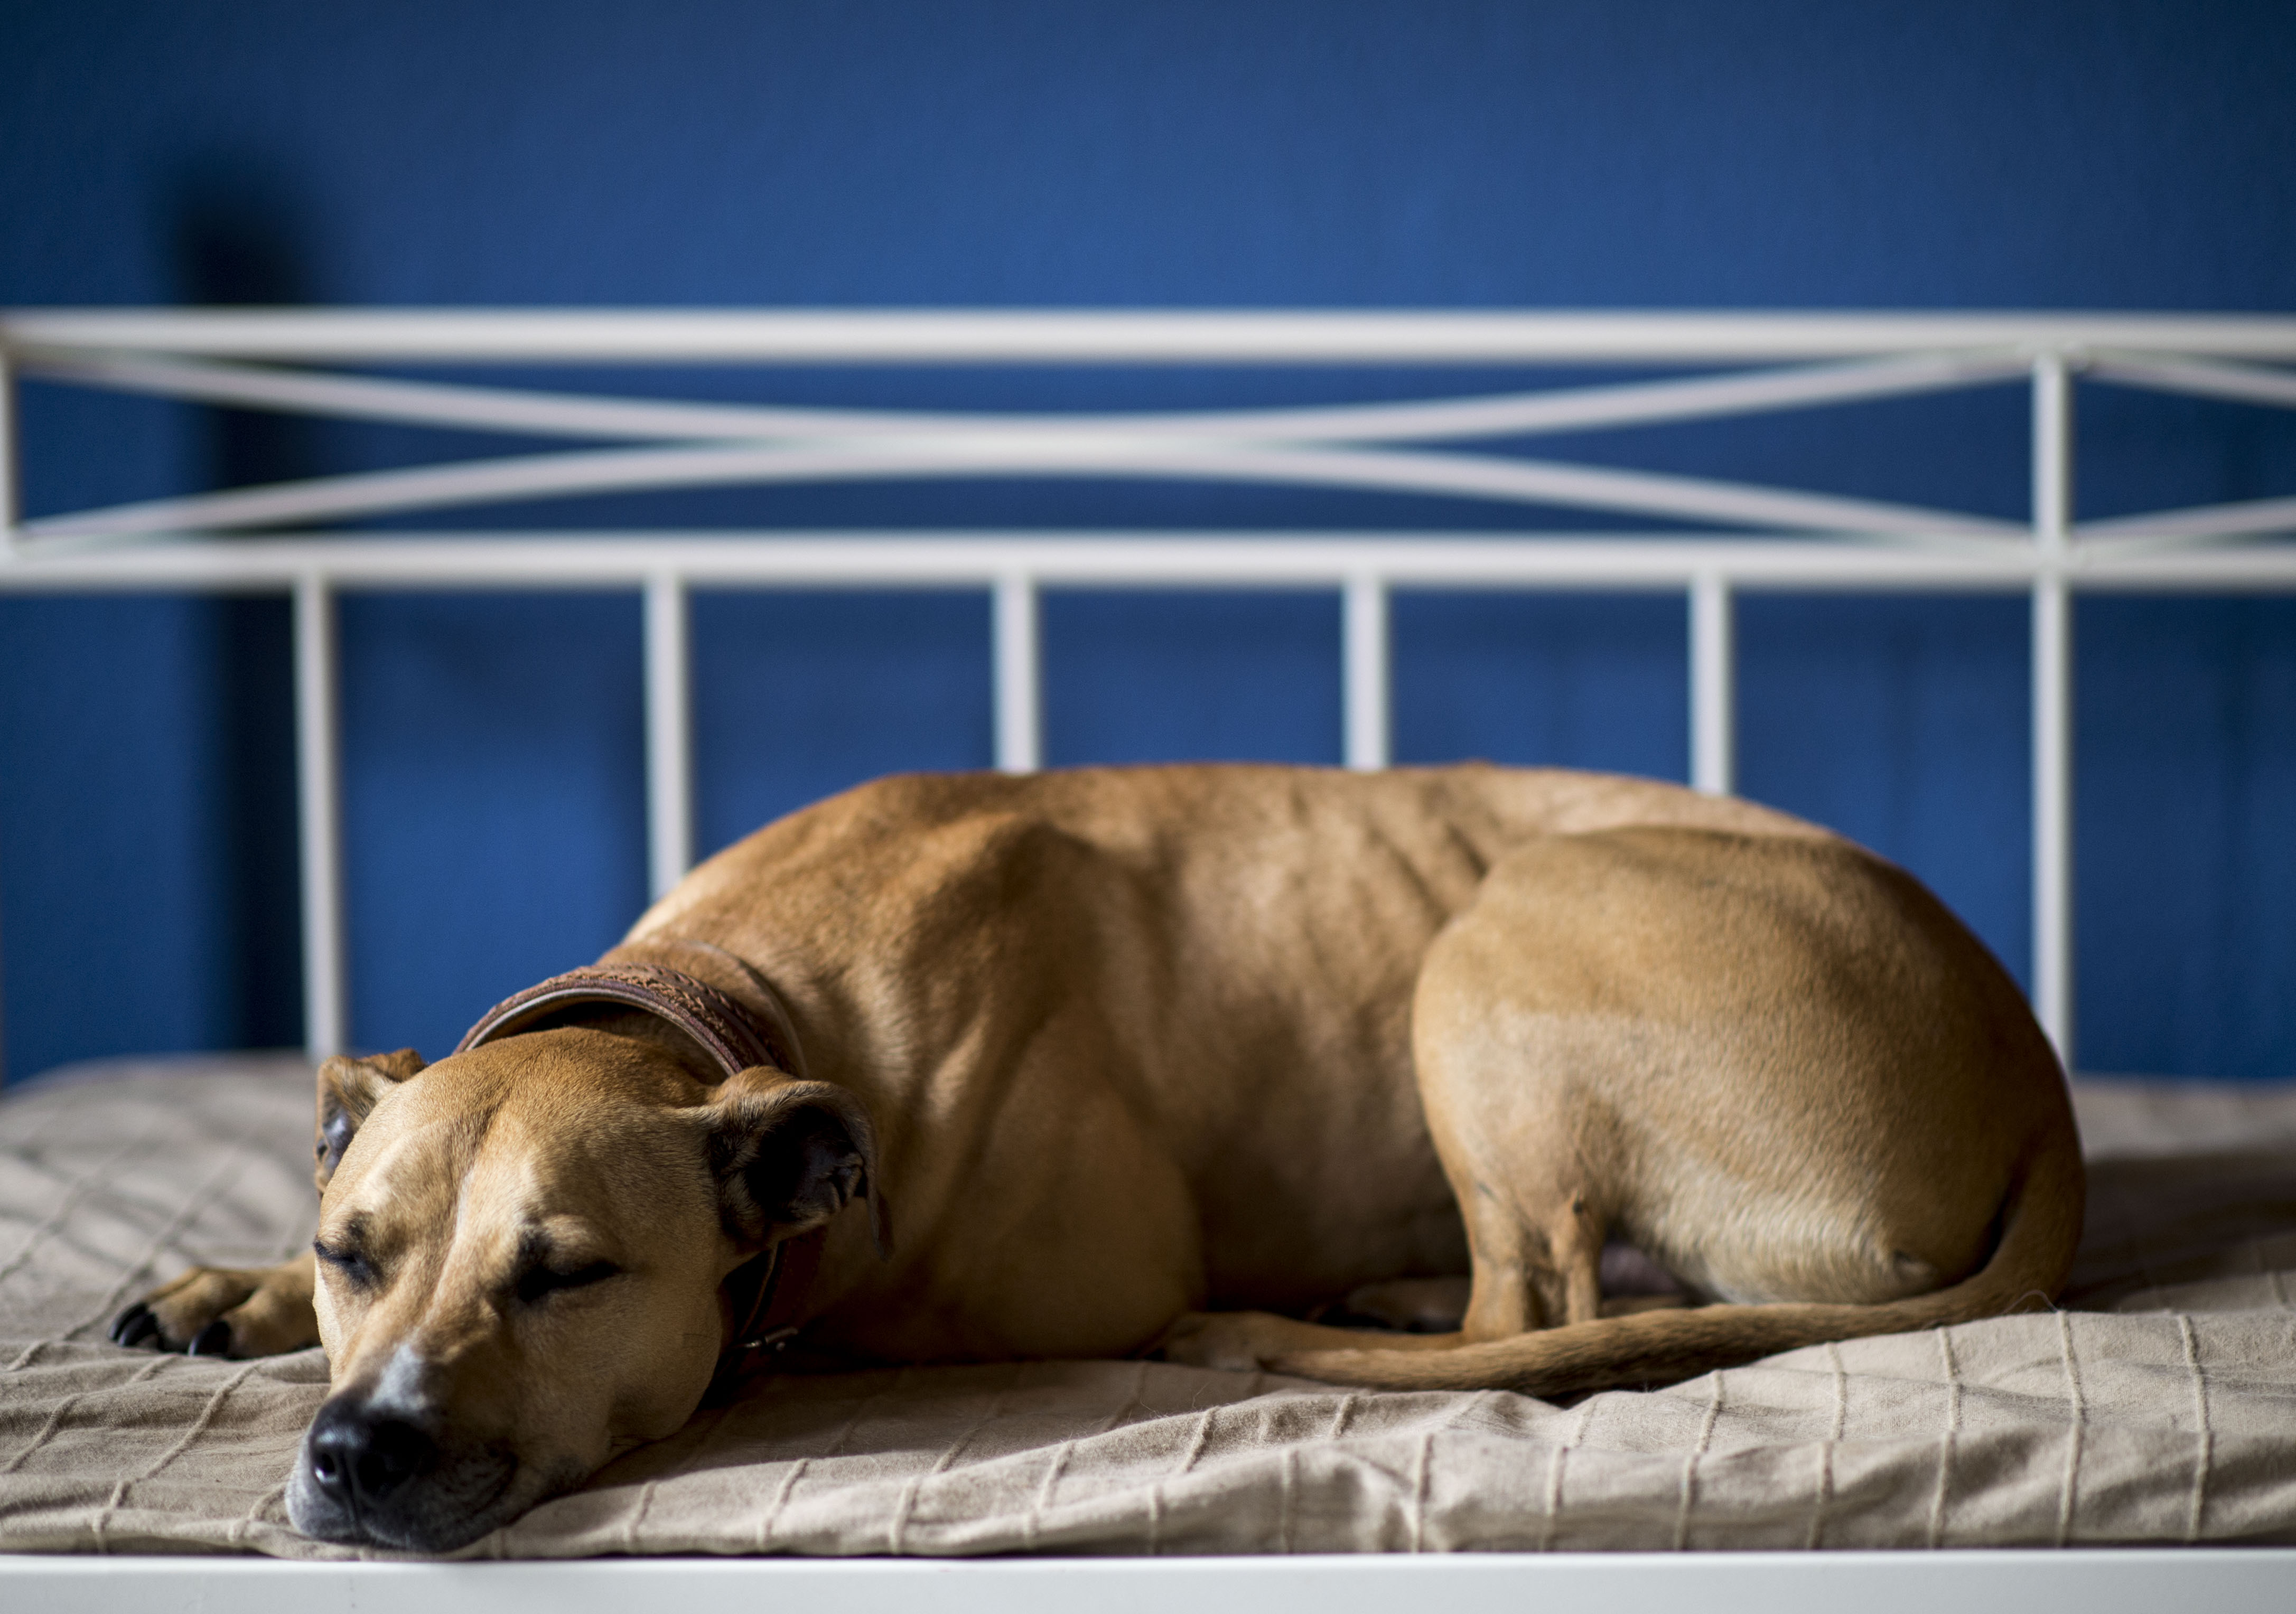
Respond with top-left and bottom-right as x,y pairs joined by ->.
454,961 -> 820,1391
454,961 -> 802,1082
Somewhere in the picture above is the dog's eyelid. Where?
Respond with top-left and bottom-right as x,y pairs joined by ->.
311,1236 -> 378,1285
512,1256 -> 622,1305
518,1225 -> 612,1265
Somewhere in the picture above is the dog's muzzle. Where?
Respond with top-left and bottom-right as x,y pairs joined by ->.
287,1393 -> 518,1552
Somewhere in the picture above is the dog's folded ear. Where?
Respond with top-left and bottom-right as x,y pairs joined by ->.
314,1048 -> 426,1191
703,1068 -> 893,1258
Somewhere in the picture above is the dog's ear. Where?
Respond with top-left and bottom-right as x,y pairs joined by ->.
313,1049 -> 425,1191
703,1068 -> 893,1258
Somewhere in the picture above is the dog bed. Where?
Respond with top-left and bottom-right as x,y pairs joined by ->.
2,1055 -> 2293,1558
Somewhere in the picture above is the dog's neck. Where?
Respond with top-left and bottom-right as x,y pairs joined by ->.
707,1229 -> 826,1400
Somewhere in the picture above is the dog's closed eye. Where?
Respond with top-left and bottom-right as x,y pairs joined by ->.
514,1259 -> 620,1306
312,1238 -> 377,1290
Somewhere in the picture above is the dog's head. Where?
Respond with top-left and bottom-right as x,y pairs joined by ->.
284,1027 -> 883,1552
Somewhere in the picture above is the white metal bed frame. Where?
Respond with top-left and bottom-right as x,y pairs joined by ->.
2,309 -> 2293,1602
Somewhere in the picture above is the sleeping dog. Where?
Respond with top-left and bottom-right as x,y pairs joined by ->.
110,764 -> 2083,1553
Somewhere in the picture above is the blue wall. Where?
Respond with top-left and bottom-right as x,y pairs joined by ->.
2,1 -> 2292,1076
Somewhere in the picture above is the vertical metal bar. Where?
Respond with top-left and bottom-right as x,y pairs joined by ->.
1343,573 -> 1390,771
2031,579 -> 2073,1064
0,357 -> 11,1077
294,575 -> 348,1062
644,573 -> 694,901
0,351 -> 17,551
1690,573 -> 1735,795
2031,353 -> 2075,1065
994,572 -> 1042,773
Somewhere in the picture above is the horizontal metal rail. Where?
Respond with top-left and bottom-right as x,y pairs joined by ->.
11,307 -> 2296,361
2,533 -> 2292,592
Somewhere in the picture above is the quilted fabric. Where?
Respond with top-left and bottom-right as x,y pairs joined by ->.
2,1057 -> 2294,1558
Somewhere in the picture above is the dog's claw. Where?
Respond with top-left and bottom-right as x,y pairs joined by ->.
188,1319 -> 232,1357
110,1302 -> 158,1349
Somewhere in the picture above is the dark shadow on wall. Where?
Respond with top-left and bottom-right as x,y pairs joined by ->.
173,161 -> 313,1050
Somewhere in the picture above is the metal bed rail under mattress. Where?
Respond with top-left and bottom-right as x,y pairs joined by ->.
12,1546 -> 2296,1613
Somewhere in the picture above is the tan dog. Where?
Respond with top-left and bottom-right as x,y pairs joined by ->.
110,764 -> 2082,1553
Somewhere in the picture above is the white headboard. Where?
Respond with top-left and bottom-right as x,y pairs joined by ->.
5,308 -> 2295,1065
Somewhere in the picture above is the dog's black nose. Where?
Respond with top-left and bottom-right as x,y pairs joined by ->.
306,1400 -> 438,1507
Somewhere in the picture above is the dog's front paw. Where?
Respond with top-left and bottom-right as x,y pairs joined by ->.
1156,1310 -> 1299,1374
110,1255 -> 318,1359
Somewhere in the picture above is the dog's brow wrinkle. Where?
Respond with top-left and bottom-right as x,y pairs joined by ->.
445,1148 -> 491,1259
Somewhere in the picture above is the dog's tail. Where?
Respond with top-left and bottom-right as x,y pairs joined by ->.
1267,1125 -> 2086,1396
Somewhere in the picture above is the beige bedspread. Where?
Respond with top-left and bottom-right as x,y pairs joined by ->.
2,1056 -> 2294,1557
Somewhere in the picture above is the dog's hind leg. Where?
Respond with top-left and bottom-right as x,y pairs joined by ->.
1413,890 -> 1626,1343
1163,838 -> 1654,1379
